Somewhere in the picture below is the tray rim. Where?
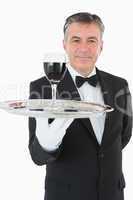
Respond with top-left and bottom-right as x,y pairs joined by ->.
0,99 -> 113,109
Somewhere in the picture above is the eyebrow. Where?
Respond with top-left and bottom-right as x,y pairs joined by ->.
71,36 -> 98,41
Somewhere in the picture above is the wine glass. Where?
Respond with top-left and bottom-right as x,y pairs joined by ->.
43,52 -> 67,101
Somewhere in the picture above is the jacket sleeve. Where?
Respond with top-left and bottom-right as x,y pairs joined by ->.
121,81 -> 132,149
28,81 -> 64,165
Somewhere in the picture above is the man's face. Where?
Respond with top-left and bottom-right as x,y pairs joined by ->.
63,22 -> 103,76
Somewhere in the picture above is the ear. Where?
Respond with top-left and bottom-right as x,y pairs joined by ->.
62,39 -> 66,50
100,40 -> 103,52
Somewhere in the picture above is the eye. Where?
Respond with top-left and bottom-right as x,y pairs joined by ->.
72,39 -> 80,43
88,39 -> 97,43
70,37 -> 81,43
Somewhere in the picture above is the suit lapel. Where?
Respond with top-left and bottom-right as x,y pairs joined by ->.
57,69 -> 81,101
96,68 -> 115,147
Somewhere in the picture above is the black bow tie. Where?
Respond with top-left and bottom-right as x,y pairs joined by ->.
76,75 -> 98,88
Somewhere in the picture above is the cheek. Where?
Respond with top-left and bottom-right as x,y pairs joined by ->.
65,45 -> 72,53
66,47 -> 76,58
92,46 -> 101,56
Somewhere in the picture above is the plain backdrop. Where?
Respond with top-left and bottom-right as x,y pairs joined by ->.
0,0 -> 132,199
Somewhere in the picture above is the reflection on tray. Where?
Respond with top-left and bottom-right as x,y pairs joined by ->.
64,109 -> 78,112
29,109 -> 44,111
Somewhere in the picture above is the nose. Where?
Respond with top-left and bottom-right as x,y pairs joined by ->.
79,41 -> 90,52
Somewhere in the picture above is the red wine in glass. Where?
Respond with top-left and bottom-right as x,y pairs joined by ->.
43,53 -> 67,101
43,62 -> 66,84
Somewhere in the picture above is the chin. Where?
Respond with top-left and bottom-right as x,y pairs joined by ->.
75,66 -> 92,75
77,63 -> 92,70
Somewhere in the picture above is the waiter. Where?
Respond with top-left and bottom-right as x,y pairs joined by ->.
28,12 -> 132,200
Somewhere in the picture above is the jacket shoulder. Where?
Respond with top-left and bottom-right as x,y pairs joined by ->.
30,76 -> 49,87
29,76 -> 51,99
100,70 -> 128,86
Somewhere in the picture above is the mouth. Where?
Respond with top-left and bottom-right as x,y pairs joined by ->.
75,56 -> 92,61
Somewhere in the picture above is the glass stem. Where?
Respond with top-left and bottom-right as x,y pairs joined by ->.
51,84 -> 57,101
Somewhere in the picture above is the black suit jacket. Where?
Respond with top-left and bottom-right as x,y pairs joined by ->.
28,68 -> 132,200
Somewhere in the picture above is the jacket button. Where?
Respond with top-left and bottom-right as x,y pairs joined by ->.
99,153 -> 104,158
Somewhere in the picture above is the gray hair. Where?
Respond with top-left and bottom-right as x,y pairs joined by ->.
63,12 -> 105,39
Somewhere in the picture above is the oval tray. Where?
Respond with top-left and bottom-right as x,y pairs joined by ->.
0,99 -> 114,118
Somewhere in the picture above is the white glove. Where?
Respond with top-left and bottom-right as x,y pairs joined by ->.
36,117 -> 74,151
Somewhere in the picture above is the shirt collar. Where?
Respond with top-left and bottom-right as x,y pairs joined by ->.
66,63 -> 96,84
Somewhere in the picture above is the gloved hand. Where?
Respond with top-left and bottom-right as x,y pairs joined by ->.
36,117 -> 74,151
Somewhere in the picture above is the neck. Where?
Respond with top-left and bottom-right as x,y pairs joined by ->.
75,68 -> 95,77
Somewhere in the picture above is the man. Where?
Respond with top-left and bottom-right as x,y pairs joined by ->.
28,12 -> 132,200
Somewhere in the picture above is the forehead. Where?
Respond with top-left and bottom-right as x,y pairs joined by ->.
66,22 -> 101,38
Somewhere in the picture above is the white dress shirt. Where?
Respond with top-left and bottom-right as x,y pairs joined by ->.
36,64 -> 106,151
67,64 -> 106,144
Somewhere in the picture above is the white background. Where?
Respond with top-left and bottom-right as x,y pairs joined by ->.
0,0 -> 133,199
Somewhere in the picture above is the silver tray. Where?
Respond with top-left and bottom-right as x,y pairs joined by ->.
0,99 -> 114,118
